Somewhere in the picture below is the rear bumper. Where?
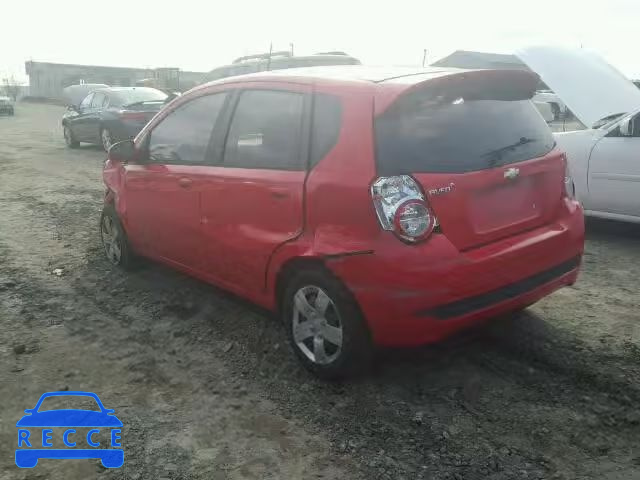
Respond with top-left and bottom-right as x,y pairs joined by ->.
327,199 -> 584,347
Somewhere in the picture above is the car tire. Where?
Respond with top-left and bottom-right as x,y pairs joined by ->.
101,127 -> 114,152
282,266 -> 373,379
100,204 -> 136,270
63,125 -> 79,148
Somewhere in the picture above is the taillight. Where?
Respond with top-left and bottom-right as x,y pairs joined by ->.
119,111 -> 148,121
371,175 -> 437,243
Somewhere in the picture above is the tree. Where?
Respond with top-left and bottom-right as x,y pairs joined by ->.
2,76 -> 21,101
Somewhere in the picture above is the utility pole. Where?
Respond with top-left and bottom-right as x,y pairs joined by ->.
422,49 -> 427,67
266,42 -> 273,71
290,43 -> 294,56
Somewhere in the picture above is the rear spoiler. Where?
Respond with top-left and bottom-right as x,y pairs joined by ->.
376,69 -> 540,116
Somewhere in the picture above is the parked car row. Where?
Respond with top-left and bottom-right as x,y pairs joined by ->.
98,65 -> 585,378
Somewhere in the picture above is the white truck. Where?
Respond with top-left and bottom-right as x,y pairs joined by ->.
518,46 -> 640,224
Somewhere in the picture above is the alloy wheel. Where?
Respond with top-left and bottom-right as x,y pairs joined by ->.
291,285 -> 343,365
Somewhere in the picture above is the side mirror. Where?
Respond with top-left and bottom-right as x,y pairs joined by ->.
108,139 -> 137,164
618,117 -> 633,136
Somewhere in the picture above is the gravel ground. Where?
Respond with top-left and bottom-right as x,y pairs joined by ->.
1,103 -> 639,480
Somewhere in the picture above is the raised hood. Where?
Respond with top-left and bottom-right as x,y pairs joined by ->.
517,46 -> 640,128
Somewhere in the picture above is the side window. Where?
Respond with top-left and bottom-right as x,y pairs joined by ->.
223,90 -> 305,170
310,93 -> 343,167
91,93 -> 106,109
79,93 -> 93,110
148,93 -> 227,165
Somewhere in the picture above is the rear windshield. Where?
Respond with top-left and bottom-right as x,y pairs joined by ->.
112,88 -> 167,106
375,92 -> 555,175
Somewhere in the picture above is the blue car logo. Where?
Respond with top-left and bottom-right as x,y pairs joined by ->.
16,391 -> 123,468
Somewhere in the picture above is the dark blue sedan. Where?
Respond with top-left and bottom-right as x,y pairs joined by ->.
62,87 -> 169,150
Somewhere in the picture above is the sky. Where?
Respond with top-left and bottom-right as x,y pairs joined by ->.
2,0 -> 639,83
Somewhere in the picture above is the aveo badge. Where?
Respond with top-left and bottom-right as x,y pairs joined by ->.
15,391 -> 123,468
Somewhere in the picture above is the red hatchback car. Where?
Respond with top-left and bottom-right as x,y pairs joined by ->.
101,66 -> 584,378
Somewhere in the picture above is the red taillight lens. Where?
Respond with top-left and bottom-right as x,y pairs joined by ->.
393,200 -> 435,241
119,111 -> 148,121
371,175 -> 437,243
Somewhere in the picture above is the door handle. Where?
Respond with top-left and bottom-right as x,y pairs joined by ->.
178,177 -> 192,188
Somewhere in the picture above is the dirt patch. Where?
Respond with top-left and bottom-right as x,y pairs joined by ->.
0,104 -> 638,479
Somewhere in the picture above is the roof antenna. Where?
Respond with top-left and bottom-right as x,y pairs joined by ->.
266,42 -> 273,71
422,49 -> 427,67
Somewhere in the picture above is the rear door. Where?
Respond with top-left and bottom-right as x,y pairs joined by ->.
375,71 -> 564,252
69,93 -> 94,141
86,92 -> 107,143
588,112 -> 640,217
201,85 -> 309,295
124,92 -> 229,269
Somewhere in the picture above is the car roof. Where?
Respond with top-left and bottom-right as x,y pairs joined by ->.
202,65 -> 471,88
105,87 -> 159,91
93,87 -> 162,95
192,65 -> 539,115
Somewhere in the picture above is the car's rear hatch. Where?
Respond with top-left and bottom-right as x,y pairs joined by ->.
375,69 -> 565,251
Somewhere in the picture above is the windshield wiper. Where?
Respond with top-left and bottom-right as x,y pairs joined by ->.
482,137 -> 536,166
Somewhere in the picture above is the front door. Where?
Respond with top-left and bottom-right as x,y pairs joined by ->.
201,86 -> 309,295
588,113 -> 640,217
124,92 -> 229,269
